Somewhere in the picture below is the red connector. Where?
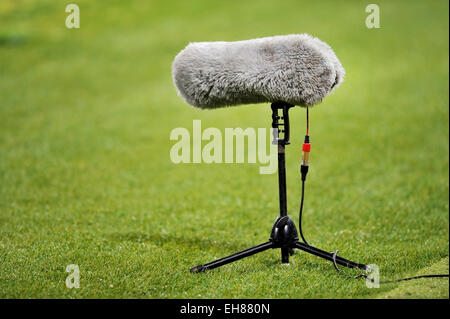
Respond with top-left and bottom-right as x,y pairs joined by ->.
300,135 -> 310,181
301,135 -> 311,167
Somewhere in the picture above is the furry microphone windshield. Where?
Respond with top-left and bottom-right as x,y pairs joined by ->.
172,34 -> 345,109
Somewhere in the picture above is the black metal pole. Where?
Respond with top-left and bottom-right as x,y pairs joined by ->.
277,146 -> 287,217
277,145 -> 290,263
272,102 -> 293,264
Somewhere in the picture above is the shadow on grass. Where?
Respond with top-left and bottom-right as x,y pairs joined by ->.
110,233 -> 344,274
110,231 -> 246,252
0,33 -> 28,47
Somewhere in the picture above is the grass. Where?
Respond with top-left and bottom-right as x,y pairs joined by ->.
0,0 -> 448,298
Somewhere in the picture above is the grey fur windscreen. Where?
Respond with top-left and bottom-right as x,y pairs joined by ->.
171,34 -> 345,109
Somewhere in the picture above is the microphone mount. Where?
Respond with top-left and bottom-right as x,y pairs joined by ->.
271,101 -> 294,146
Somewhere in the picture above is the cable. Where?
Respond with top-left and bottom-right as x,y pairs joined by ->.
299,107 -> 310,245
300,106 -> 449,285
378,274 -> 449,284
298,179 -> 309,245
306,107 -> 309,135
331,250 -> 450,283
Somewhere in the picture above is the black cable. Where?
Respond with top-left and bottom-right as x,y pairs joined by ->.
300,107 -> 449,285
359,273 -> 450,284
378,274 -> 449,284
298,179 -> 309,245
331,251 -> 450,283
299,107 -> 310,246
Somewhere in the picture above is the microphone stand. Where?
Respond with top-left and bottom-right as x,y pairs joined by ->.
190,102 -> 367,273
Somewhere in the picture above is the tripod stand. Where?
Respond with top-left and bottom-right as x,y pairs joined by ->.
190,102 -> 367,273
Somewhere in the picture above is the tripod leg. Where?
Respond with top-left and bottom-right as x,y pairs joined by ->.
190,241 -> 273,273
294,242 -> 367,270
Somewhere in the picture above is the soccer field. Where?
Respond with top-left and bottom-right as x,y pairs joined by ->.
0,0 -> 448,298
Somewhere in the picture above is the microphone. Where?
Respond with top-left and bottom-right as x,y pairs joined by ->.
172,34 -> 345,109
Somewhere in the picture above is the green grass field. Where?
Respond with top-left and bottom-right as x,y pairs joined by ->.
0,0 -> 448,298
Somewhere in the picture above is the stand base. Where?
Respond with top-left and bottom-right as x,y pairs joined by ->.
190,216 -> 367,273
